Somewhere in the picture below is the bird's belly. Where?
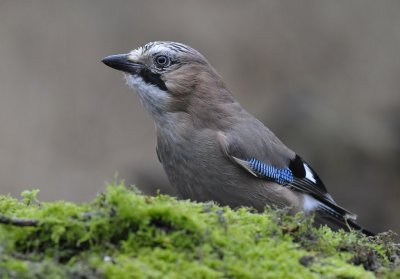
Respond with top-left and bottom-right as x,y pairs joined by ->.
162,148 -> 232,200
159,142 -> 299,211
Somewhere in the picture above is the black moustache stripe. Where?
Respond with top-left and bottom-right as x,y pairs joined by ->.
139,68 -> 168,91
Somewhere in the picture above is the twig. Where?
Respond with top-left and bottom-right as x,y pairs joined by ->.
0,215 -> 38,227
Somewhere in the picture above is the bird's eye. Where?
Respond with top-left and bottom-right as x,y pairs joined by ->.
155,55 -> 170,67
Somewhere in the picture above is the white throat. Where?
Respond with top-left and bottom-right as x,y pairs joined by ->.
125,74 -> 171,121
125,74 -> 187,143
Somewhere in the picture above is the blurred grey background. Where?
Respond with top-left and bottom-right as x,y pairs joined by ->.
0,1 -> 399,234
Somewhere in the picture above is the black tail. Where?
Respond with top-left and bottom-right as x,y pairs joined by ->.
347,218 -> 375,237
314,209 -> 375,236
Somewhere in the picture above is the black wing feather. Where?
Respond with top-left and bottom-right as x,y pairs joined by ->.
288,155 -> 357,220
289,155 -> 329,199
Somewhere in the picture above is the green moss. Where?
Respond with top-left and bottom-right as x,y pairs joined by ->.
0,182 -> 398,278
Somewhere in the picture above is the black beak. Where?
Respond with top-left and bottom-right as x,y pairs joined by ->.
101,54 -> 143,74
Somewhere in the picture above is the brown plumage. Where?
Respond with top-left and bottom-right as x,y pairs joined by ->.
102,41 -> 373,236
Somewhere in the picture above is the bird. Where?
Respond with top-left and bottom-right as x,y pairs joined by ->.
102,41 -> 373,236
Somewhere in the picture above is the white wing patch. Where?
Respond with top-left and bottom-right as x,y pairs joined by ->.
303,163 -> 317,183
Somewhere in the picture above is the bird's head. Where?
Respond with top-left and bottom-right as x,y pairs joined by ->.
102,41 -> 232,121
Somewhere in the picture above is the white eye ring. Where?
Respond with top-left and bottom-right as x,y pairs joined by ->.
155,55 -> 170,67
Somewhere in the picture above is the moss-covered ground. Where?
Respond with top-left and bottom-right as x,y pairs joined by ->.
0,182 -> 399,278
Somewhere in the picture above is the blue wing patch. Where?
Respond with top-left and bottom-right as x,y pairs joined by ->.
247,158 -> 294,185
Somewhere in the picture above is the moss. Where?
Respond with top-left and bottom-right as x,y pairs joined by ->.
0,182 -> 398,278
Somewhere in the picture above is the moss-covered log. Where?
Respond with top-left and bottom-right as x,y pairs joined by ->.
0,183 -> 398,278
